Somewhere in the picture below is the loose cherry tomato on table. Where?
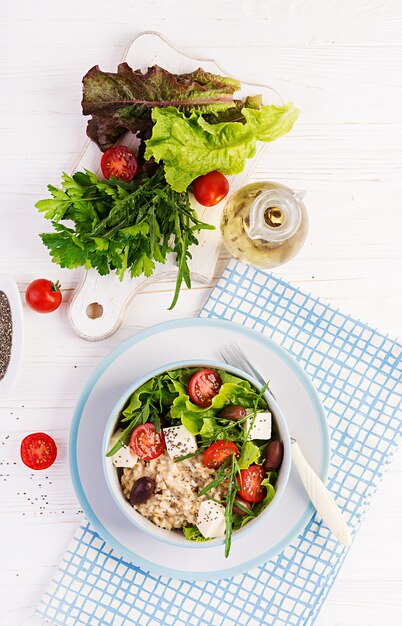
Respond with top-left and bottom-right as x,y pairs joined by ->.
188,369 -> 222,408
129,423 -> 165,461
20,432 -> 57,470
203,440 -> 240,469
237,465 -> 266,503
26,279 -> 62,313
192,171 -> 229,207
100,145 -> 138,182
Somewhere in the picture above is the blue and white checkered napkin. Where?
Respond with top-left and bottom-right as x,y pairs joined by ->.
37,259 -> 401,626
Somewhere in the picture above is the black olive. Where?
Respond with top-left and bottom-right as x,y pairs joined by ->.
263,441 -> 284,471
129,476 -> 155,506
232,496 -> 252,516
219,405 -> 247,421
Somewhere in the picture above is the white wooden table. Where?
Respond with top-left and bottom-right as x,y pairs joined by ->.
0,1 -> 401,625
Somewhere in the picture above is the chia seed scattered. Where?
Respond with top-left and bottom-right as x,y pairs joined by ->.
0,291 -> 12,380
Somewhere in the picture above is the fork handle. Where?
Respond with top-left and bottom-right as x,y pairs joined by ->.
291,441 -> 352,547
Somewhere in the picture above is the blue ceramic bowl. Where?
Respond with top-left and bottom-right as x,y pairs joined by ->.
102,359 -> 291,549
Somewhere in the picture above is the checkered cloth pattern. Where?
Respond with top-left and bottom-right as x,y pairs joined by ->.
37,259 -> 401,626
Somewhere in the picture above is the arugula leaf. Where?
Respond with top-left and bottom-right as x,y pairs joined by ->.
198,474 -> 227,498
36,168 -> 213,309
106,416 -> 141,457
121,378 -> 156,420
82,63 -> 241,151
145,103 -> 299,191
224,454 -> 240,557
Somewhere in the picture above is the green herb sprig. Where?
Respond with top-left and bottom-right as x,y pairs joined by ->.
174,409 -> 259,464
224,454 -> 241,557
36,168 -> 214,309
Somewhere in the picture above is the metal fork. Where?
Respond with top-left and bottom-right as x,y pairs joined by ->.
220,344 -> 352,547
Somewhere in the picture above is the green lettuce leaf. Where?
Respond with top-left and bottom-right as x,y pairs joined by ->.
122,378 -> 156,419
181,413 -> 203,435
82,63 -> 241,150
145,103 -> 299,191
238,441 -> 261,469
169,370 -> 266,441
183,526 -> 210,542
170,379 -> 265,422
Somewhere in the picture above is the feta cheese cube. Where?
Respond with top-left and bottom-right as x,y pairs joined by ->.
109,429 -> 137,468
163,425 -> 198,460
245,411 -> 272,440
196,500 -> 226,539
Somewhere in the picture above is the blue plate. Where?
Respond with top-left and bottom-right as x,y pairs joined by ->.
69,318 -> 329,580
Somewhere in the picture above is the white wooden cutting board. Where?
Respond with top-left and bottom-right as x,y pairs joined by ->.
68,32 -> 281,341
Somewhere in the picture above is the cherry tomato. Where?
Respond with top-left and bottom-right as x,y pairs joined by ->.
192,171 -> 229,207
237,465 -> 266,503
26,279 -> 62,313
100,145 -> 138,182
203,440 -> 240,469
188,369 -> 222,408
20,432 -> 57,470
129,423 -> 165,461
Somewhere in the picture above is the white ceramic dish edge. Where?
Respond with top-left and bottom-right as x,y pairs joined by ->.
0,276 -> 23,398
102,359 -> 291,549
68,318 -> 330,580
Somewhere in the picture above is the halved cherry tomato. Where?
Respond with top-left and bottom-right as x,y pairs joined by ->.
188,369 -> 222,408
203,440 -> 239,469
192,171 -> 229,207
20,432 -> 57,470
237,465 -> 266,503
26,279 -> 62,314
100,145 -> 138,182
129,423 -> 165,461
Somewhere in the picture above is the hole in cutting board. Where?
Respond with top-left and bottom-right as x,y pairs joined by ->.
86,302 -> 103,319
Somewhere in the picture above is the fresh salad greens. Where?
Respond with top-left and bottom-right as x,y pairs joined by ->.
108,366 -> 282,557
238,441 -> 261,469
82,62 -> 299,193
145,104 -> 299,192
108,367 -> 266,457
82,64 -> 241,151
36,168 -> 214,309
182,526 -> 210,542
37,62 -> 299,306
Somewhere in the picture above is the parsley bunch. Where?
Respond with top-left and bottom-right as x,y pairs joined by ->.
36,168 -> 214,309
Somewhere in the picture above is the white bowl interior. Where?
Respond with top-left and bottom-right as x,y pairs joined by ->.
103,360 -> 291,548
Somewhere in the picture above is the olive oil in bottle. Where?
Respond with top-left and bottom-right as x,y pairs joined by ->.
220,181 -> 308,269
